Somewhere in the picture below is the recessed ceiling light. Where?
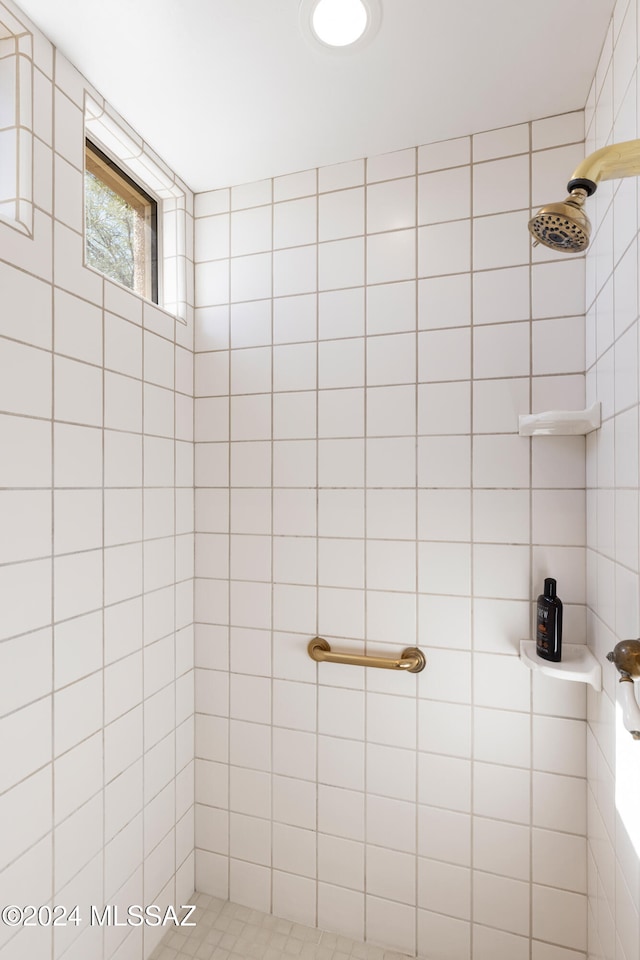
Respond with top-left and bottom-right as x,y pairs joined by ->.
299,0 -> 381,53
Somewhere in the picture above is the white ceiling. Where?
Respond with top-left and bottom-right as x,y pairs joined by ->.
18,0 -> 614,193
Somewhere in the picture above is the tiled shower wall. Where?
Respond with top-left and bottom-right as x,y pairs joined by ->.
583,1 -> 640,960
193,113 -> 591,959
0,2 -> 196,958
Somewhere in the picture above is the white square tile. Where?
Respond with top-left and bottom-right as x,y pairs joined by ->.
418,858 -> 470,920
532,886 -> 587,951
418,136 -> 470,172
230,345 -> 271,395
318,387 -> 364,437
367,743 -> 416,801
319,158 -> 364,192
419,700 -> 471,758
368,280 -> 416,335
473,378 -> 530,433
418,167 -> 470,224
231,206 -> 271,256
367,148 -> 415,182
318,337 -> 364,388
367,384 -> 415,436
273,535 -> 316,585
103,371 -> 142,433
273,292 -> 317,344
195,259 -> 229,306
274,439 -> 316,486
230,441 -> 271,487
54,289 -> 102,365
319,287 -> 365,340
474,321 -> 529,379
532,143 -> 585,207
318,489 -> 364,538
418,274 -> 470,329
195,212 -> 229,260
318,736 -> 364,791
367,845 -> 416,904
418,221 -> 470,276
366,489 -> 416,539
229,580 -> 271,629
419,327 -> 470,381
367,437 -> 415,486
473,489 -> 530,543
319,187 -> 364,241
532,259 -> 585,319
473,817 -> 530,881
473,212 -> 530,270
417,436 -> 470,486
418,754 -> 471,812
274,391 -> 317,438
533,316 -> 585,376
231,179 -> 271,209
319,237 -> 365,290
318,438 -> 364,486
230,394 -> 271,440
55,355 -> 102,426
318,834 -> 364,891
418,542 -> 471,596
473,762 -> 530,824
318,587 -> 365,640
473,544 -> 530,599
274,168 -> 316,201
532,490 -> 586,545
273,822 -> 316,878
230,252 -> 272,302
230,534 -> 271,581
274,246 -> 317,297
318,538 -> 364,588
417,804 -> 470,865
273,489 -> 315,535
473,871 -> 530,936
366,540 -> 416,592
418,911 -> 470,960
473,435 -> 529,487
230,299 -> 271,347
367,229 -> 416,284
473,265 -> 530,325
368,332 -> 416,385
274,197 -> 316,249
473,155 -> 529,216
273,342 -> 316,392
418,489 -> 470,541
273,726 -> 316,780
473,123 -> 529,161
367,178 -> 415,233
273,584 -> 316,634
532,111 -> 583,150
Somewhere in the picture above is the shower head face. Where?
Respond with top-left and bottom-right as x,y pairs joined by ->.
528,194 -> 592,253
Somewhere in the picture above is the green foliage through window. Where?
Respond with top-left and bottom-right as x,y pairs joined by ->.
84,140 -> 158,301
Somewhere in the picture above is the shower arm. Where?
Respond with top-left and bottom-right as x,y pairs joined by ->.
567,138 -> 640,196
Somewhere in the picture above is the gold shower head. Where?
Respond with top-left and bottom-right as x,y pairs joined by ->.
528,189 -> 591,253
527,138 -> 640,253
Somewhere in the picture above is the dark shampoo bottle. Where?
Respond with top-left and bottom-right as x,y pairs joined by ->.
536,578 -> 563,662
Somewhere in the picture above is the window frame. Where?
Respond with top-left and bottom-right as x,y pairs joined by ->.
84,137 -> 159,303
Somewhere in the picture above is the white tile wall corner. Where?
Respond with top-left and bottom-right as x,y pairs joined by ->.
192,110 -> 590,957
0,1 -> 196,958
584,3 -> 640,960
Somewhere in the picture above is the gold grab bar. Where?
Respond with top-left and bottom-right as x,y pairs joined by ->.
308,637 -> 426,673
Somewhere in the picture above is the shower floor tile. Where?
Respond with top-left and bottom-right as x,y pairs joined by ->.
151,895 -> 412,960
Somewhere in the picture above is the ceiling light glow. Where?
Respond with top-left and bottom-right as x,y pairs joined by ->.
300,0 -> 381,53
312,0 -> 367,46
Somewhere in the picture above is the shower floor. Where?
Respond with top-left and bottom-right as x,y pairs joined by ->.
151,895 -> 412,960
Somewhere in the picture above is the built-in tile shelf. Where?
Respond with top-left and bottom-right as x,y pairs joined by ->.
520,640 -> 602,690
518,401 -> 601,436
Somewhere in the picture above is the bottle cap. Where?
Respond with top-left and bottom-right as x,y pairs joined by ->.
544,578 -> 556,598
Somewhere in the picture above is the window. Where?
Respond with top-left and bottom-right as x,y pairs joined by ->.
84,138 -> 158,301
0,3 -> 33,235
